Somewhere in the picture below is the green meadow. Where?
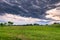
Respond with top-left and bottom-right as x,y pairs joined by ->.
0,25 -> 60,40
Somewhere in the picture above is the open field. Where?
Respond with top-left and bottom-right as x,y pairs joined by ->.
0,25 -> 60,40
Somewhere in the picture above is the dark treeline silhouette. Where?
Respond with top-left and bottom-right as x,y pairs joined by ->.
0,21 -> 40,26
53,22 -> 60,24
0,21 -> 60,27
22,23 -> 40,26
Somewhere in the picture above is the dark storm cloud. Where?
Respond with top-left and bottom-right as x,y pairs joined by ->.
0,0 -> 60,19
0,0 -> 60,25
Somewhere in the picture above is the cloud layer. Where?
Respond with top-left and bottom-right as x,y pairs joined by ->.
0,0 -> 60,25
0,13 -> 41,25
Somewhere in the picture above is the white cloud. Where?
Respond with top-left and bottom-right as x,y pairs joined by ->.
46,7 -> 60,21
0,13 -> 41,25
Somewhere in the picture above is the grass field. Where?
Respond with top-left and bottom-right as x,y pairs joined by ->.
0,25 -> 60,40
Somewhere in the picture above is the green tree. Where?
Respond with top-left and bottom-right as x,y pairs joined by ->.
0,23 -> 4,26
54,22 -> 59,24
34,23 -> 39,25
8,21 -> 13,25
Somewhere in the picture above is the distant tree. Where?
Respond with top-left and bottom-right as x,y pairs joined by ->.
25,24 -> 33,26
46,24 -> 48,26
29,24 -> 33,26
0,23 -> 4,26
53,22 -> 59,24
34,23 -> 39,25
8,21 -> 13,25
51,22 -> 60,27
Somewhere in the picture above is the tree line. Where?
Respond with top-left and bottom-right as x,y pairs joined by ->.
0,21 -> 13,26
0,21 -> 40,26
0,21 -> 60,26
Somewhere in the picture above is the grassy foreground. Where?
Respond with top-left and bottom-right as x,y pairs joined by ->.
0,25 -> 60,40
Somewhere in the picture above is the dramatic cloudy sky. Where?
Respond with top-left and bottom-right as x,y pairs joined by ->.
0,0 -> 60,25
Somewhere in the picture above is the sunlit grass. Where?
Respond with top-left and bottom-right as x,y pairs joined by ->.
0,25 -> 60,40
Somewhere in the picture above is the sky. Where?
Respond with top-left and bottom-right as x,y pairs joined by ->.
0,0 -> 60,25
